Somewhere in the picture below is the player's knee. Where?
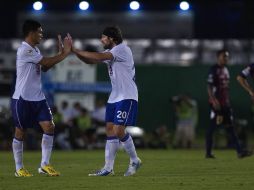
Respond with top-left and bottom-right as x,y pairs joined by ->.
47,123 -> 55,133
40,121 -> 55,134
14,128 -> 25,140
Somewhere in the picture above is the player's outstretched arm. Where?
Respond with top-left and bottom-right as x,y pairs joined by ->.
72,47 -> 113,64
41,34 -> 72,72
237,75 -> 254,98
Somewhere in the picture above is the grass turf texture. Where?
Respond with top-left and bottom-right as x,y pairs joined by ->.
0,149 -> 254,190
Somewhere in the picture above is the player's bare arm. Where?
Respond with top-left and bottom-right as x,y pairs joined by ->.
41,34 -> 72,72
72,48 -> 113,64
237,75 -> 254,98
207,84 -> 220,110
71,47 -> 99,64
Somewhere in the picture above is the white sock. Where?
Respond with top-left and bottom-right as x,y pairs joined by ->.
41,134 -> 54,167
12,138 -> 23,171
121,134 -> 139,163
104,137 -> 120,171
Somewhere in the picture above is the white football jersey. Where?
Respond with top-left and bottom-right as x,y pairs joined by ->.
12,41 -> 45,101
104,43 -> 138,103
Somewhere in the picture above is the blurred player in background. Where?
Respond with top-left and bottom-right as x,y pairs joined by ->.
11,19 -> 72,177
237,63 -> 254,100
206,49 -> 252,159
72,26 -> 142,176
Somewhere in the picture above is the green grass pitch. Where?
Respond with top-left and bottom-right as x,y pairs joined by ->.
0,149 -> 254,190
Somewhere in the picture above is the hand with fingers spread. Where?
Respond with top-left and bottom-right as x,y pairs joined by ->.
66,33 -> 77,53
67,33 -> 73,43
63,34 -> 72,54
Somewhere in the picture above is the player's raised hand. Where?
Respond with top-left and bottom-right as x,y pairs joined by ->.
67,33 -> 73,43
66,34 -> 77,53
62,33 -> 72,54
57,34 -> 64,54
66,33 -> 76,52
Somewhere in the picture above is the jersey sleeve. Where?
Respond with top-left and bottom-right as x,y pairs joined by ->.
22,47 -> 43,64
109,45 -> 125,62
239,64 -> 254,79
102,49 -> 111,64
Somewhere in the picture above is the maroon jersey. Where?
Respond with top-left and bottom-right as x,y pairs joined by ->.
207,64 -> 230,106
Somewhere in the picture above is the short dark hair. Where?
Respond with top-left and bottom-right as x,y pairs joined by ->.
102,26 -> 123,44
22,19 -> 41,37
216,49 -> 229,57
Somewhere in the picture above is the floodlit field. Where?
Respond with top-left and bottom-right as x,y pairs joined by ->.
0,149 -> 254,190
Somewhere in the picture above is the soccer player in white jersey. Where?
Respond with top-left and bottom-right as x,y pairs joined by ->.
71,26 -> 141,176
11,20 -> 72,177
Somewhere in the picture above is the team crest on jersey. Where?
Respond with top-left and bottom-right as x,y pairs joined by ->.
27,49 -> 33,54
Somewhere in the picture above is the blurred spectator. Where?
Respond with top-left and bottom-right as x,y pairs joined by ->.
76,107 -> 97,149
59,101 -> 73,125
172,94 -> 198,148
72,102 -> 82,119
52,105 -> 62,125
147,124 -> 171,149
52,106 -> 72,150
59,101 -> 79,148
91,99 -> 106,127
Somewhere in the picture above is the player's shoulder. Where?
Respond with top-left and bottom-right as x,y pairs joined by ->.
18,42 -> 39,57
18,42 -> 32,54
110,43 -> 128,56
112,43 -> 129,51
19,41 -> 31,50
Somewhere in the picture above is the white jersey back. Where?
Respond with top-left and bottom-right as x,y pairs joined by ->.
12,41 -> 45,101
105,43 -> 138,103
